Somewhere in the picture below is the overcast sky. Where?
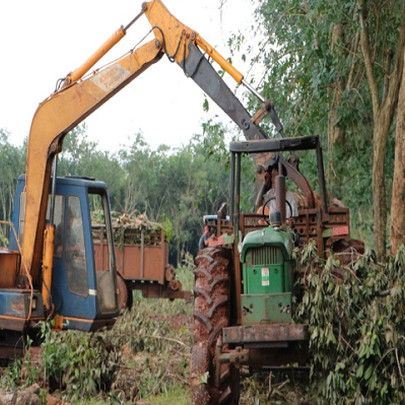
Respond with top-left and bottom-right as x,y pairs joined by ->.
0,0 -> 256,153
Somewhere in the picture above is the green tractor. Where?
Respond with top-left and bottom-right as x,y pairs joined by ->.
190,135 -> 363,404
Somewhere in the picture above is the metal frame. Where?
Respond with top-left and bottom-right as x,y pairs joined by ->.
229,135 -> 329,225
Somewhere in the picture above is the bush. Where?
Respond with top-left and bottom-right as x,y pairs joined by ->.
297,242 -> 405,404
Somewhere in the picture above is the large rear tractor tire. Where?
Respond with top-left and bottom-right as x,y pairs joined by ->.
190,246 -> 240,405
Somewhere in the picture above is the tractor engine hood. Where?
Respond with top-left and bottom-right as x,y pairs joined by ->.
240,226 -> 293,262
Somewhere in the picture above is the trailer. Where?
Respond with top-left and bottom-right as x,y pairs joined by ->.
92,213 -> 191,309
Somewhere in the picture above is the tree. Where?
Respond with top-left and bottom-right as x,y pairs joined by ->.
118,133 -> 166,217
357,0 -> 405,260
247,0 -> 405,254
119,130 -> 230,263
57,124 -> 126,207
248,0 -> 375,244
390,53 -> 405,254
0,129 -> 25,222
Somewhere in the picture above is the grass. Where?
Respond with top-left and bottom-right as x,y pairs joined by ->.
140,387 -> 190,404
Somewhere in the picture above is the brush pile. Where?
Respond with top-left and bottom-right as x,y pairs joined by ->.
112,212 -> 164,246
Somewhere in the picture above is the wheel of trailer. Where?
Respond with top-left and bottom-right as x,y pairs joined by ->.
191,246 -> 240,405
117,272 -> 133,311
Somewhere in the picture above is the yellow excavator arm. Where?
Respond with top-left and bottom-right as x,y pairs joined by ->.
22,40 -> 163,284
21,0 -> 280,285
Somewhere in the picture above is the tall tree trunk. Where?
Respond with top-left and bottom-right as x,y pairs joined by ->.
327,82 -> 344,183
358,0 -> 405,260
390,55 -> 405,254
327,24 -> 343,184
372,112 -> 391,258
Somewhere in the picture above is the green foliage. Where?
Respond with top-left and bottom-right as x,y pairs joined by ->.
147,387 -> 191,405
0,129 -> 25,221
58,124 -> 126,207
0,358 -> 22,391
21,336 -> 41,388
159,215 -> 174,243
241,0 -> 405,246
200,118 -> 229,162
106,293 -> 193,402
0,226 -> 9,247
118,131 -> 230,263
296,243 -> 405,404
175,252 -> 195,292
38,321 -> 121,402
2,260 -> 192,403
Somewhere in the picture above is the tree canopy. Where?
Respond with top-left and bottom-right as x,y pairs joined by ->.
240,0 -> 405,255
56,125 -> 232,264
2,0 -> 405,261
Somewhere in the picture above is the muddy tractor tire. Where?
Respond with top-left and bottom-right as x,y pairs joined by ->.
190,246 -> 240,405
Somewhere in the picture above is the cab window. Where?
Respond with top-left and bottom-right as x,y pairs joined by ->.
65,196 -> 88,296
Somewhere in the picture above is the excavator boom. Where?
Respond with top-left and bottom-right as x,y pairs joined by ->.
22,40 -> 163,283
21,0 -> 271,284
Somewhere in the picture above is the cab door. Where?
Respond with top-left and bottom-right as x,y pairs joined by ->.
51,182 -> 118,331
52,191 -> 96,327
87,188 -> 118,316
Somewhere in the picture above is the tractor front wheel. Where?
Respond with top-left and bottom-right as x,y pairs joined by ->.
190,246 -> 240,405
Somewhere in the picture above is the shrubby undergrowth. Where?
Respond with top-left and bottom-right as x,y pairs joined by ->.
0,256 -> 195,404
1,247 -> 405,404
297,241 -> 405,404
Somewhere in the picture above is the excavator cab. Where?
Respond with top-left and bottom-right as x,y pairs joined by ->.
9,175 -> 119,332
